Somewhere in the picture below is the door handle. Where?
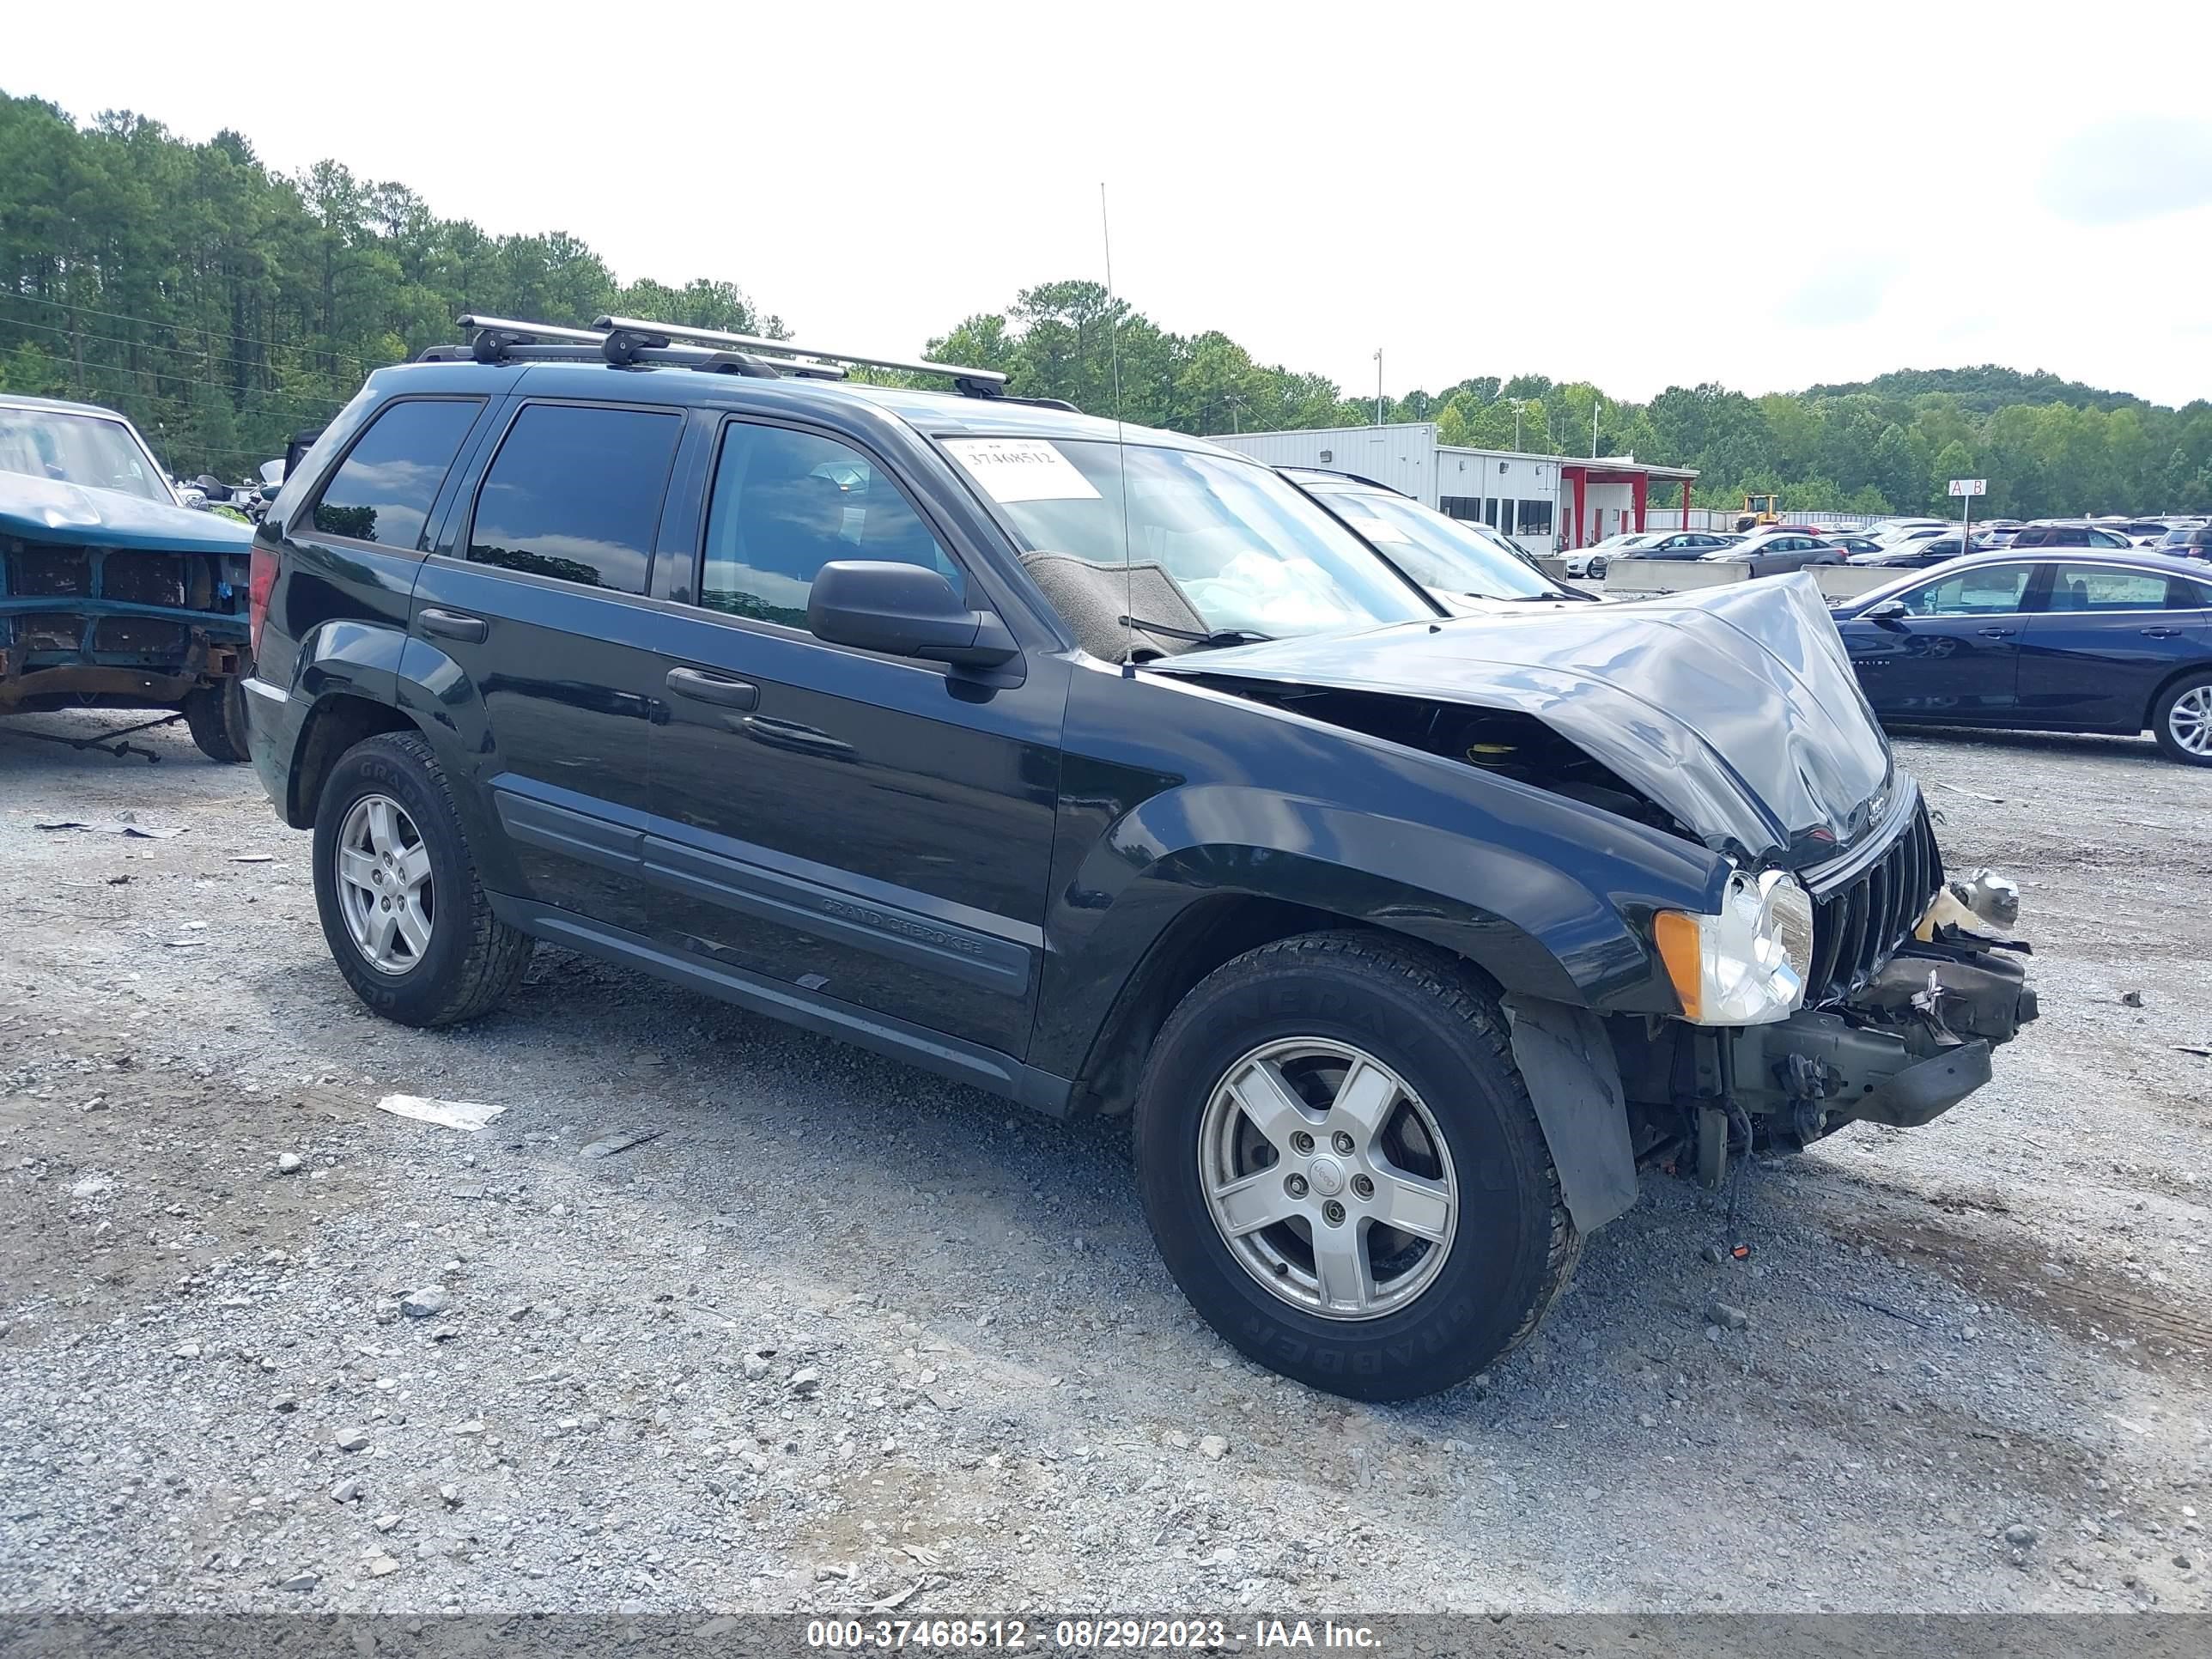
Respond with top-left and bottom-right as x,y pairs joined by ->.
419,608 -> 488,642
1977,626 -> 2016,638
2139,625 -> 2181,638
665,667 -> 760,710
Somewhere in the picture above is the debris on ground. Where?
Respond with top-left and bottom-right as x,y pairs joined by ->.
33,817 -> 184,838
579,1127 -> 665,1159
373,1093 -> 504,1131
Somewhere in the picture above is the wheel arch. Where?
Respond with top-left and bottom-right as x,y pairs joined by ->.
1067,893 -> 1385,1118
286,692 -> 419,828
2143,657 -> 2212,732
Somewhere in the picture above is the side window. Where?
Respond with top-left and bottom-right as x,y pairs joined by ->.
2009,526 -> 2046,548
2088,528 -> 2129,549
2172,574 -> 2212,607
1905,566 -> 2033,617
2045,564 -> 2177,611
311,398 -> 483,548
696,422 -> 959,631
467,404 -> 682,593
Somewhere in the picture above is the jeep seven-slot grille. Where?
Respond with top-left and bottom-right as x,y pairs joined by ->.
1805,800 -> 1943,1004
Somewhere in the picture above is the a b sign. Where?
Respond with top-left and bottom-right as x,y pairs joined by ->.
1948,478 -> 1987,496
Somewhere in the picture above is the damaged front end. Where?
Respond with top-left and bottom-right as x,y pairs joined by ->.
2,523 -> 252,714
1614,778 -> 2037,1183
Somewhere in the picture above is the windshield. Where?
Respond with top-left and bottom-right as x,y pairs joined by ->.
0,407 -> 170,502
1317,489 -> 1559,599
945,438 -> 1435,640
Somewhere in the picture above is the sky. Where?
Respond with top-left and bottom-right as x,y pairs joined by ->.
13,0 -> 2212,408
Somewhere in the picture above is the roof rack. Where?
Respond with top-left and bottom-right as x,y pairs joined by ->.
592,315 -> 1010,398
441,315 -> 847,380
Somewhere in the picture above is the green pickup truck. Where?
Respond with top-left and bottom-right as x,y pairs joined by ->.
1,392 -> 254,761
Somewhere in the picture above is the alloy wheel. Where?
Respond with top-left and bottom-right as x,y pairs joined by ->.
2168,686 -> 2212,757
335,793 -> 434,974
1197,1038 -> 1458,1321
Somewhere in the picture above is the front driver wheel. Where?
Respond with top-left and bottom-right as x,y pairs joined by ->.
1133,933 -> 1578,1401
182,674 -> 250,763
2154,672 -> 2212,767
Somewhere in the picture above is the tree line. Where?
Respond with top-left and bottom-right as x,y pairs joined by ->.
0,92 -> 780,478
4,90 -> 2208,516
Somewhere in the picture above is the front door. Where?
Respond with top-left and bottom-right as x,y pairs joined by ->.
644,416 -> 1065,1056
1846,561 -> 2040,722
409,398 -> 687,936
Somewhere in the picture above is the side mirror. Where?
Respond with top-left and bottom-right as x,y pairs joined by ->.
807,561 -> 1020,672
1865,599 -> 1910,627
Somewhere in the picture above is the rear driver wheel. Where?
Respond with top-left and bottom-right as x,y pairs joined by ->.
311,731 -> 533,1025
2154,672 -> 2212,767
1133,933 -> 1579,1401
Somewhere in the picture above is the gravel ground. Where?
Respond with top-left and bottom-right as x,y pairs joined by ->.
1,709 -> 2206,1616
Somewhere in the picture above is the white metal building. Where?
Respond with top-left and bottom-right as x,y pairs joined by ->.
1207,422 -> 1698,556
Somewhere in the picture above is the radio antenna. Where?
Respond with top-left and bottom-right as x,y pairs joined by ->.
1102,181 -> 1135,669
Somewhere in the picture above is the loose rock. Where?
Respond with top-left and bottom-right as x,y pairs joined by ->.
335,1428 -> 370,1452
276,1152 -> 302,1175
789,1366 -> 822,1397
1705,1300 -> 1751,1332
1197,1434 -> 1230,1461
399,1285 -> 449,1318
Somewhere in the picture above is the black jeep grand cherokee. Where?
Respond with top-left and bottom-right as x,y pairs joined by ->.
242,316 -> 2036,1401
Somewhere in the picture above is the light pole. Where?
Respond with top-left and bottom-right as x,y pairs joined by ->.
1373,349 -> 1383,426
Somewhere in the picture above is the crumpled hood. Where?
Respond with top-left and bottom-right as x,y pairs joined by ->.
1158,573 -> 1895,866
0,471 -> 252,552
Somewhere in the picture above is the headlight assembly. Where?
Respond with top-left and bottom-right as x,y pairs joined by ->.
1654,870 -> 1813,1026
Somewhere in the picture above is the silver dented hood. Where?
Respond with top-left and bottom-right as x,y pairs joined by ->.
1160,574 -> 1897,866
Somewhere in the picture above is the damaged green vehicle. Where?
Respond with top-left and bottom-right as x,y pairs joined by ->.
1,392 -> 254,762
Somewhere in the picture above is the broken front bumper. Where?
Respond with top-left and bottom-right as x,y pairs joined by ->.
1730,882 -> 2037,1142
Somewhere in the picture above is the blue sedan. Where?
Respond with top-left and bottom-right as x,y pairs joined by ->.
1831,549 -> 2212,765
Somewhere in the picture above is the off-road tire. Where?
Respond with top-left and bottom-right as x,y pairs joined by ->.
311,730 -> 533,1026
1133,931 -> 1578,1401
2151,671 -> 2212,767
182,675 -> 250,763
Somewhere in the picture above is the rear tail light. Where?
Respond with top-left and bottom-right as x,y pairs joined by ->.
248,544 -> 277,660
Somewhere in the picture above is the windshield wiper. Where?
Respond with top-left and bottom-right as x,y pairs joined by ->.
1118,616 -> 1274,650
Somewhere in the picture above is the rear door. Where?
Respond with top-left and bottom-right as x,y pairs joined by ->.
642,413 -> 1066,1056
407,398 -> 689,935
1845,561 -> 2041,721
2018,562 -> 2212,731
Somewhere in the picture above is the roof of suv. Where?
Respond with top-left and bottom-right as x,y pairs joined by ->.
364,358 -> 1227,454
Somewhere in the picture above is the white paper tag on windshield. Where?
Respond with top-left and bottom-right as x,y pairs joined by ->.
942,438 -> 1102,503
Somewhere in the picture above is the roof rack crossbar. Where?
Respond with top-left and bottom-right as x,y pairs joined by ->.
592,315 -> 1008,390
451,313 -> 850,380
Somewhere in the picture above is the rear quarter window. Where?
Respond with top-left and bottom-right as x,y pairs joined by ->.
310,398 -> 485,548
